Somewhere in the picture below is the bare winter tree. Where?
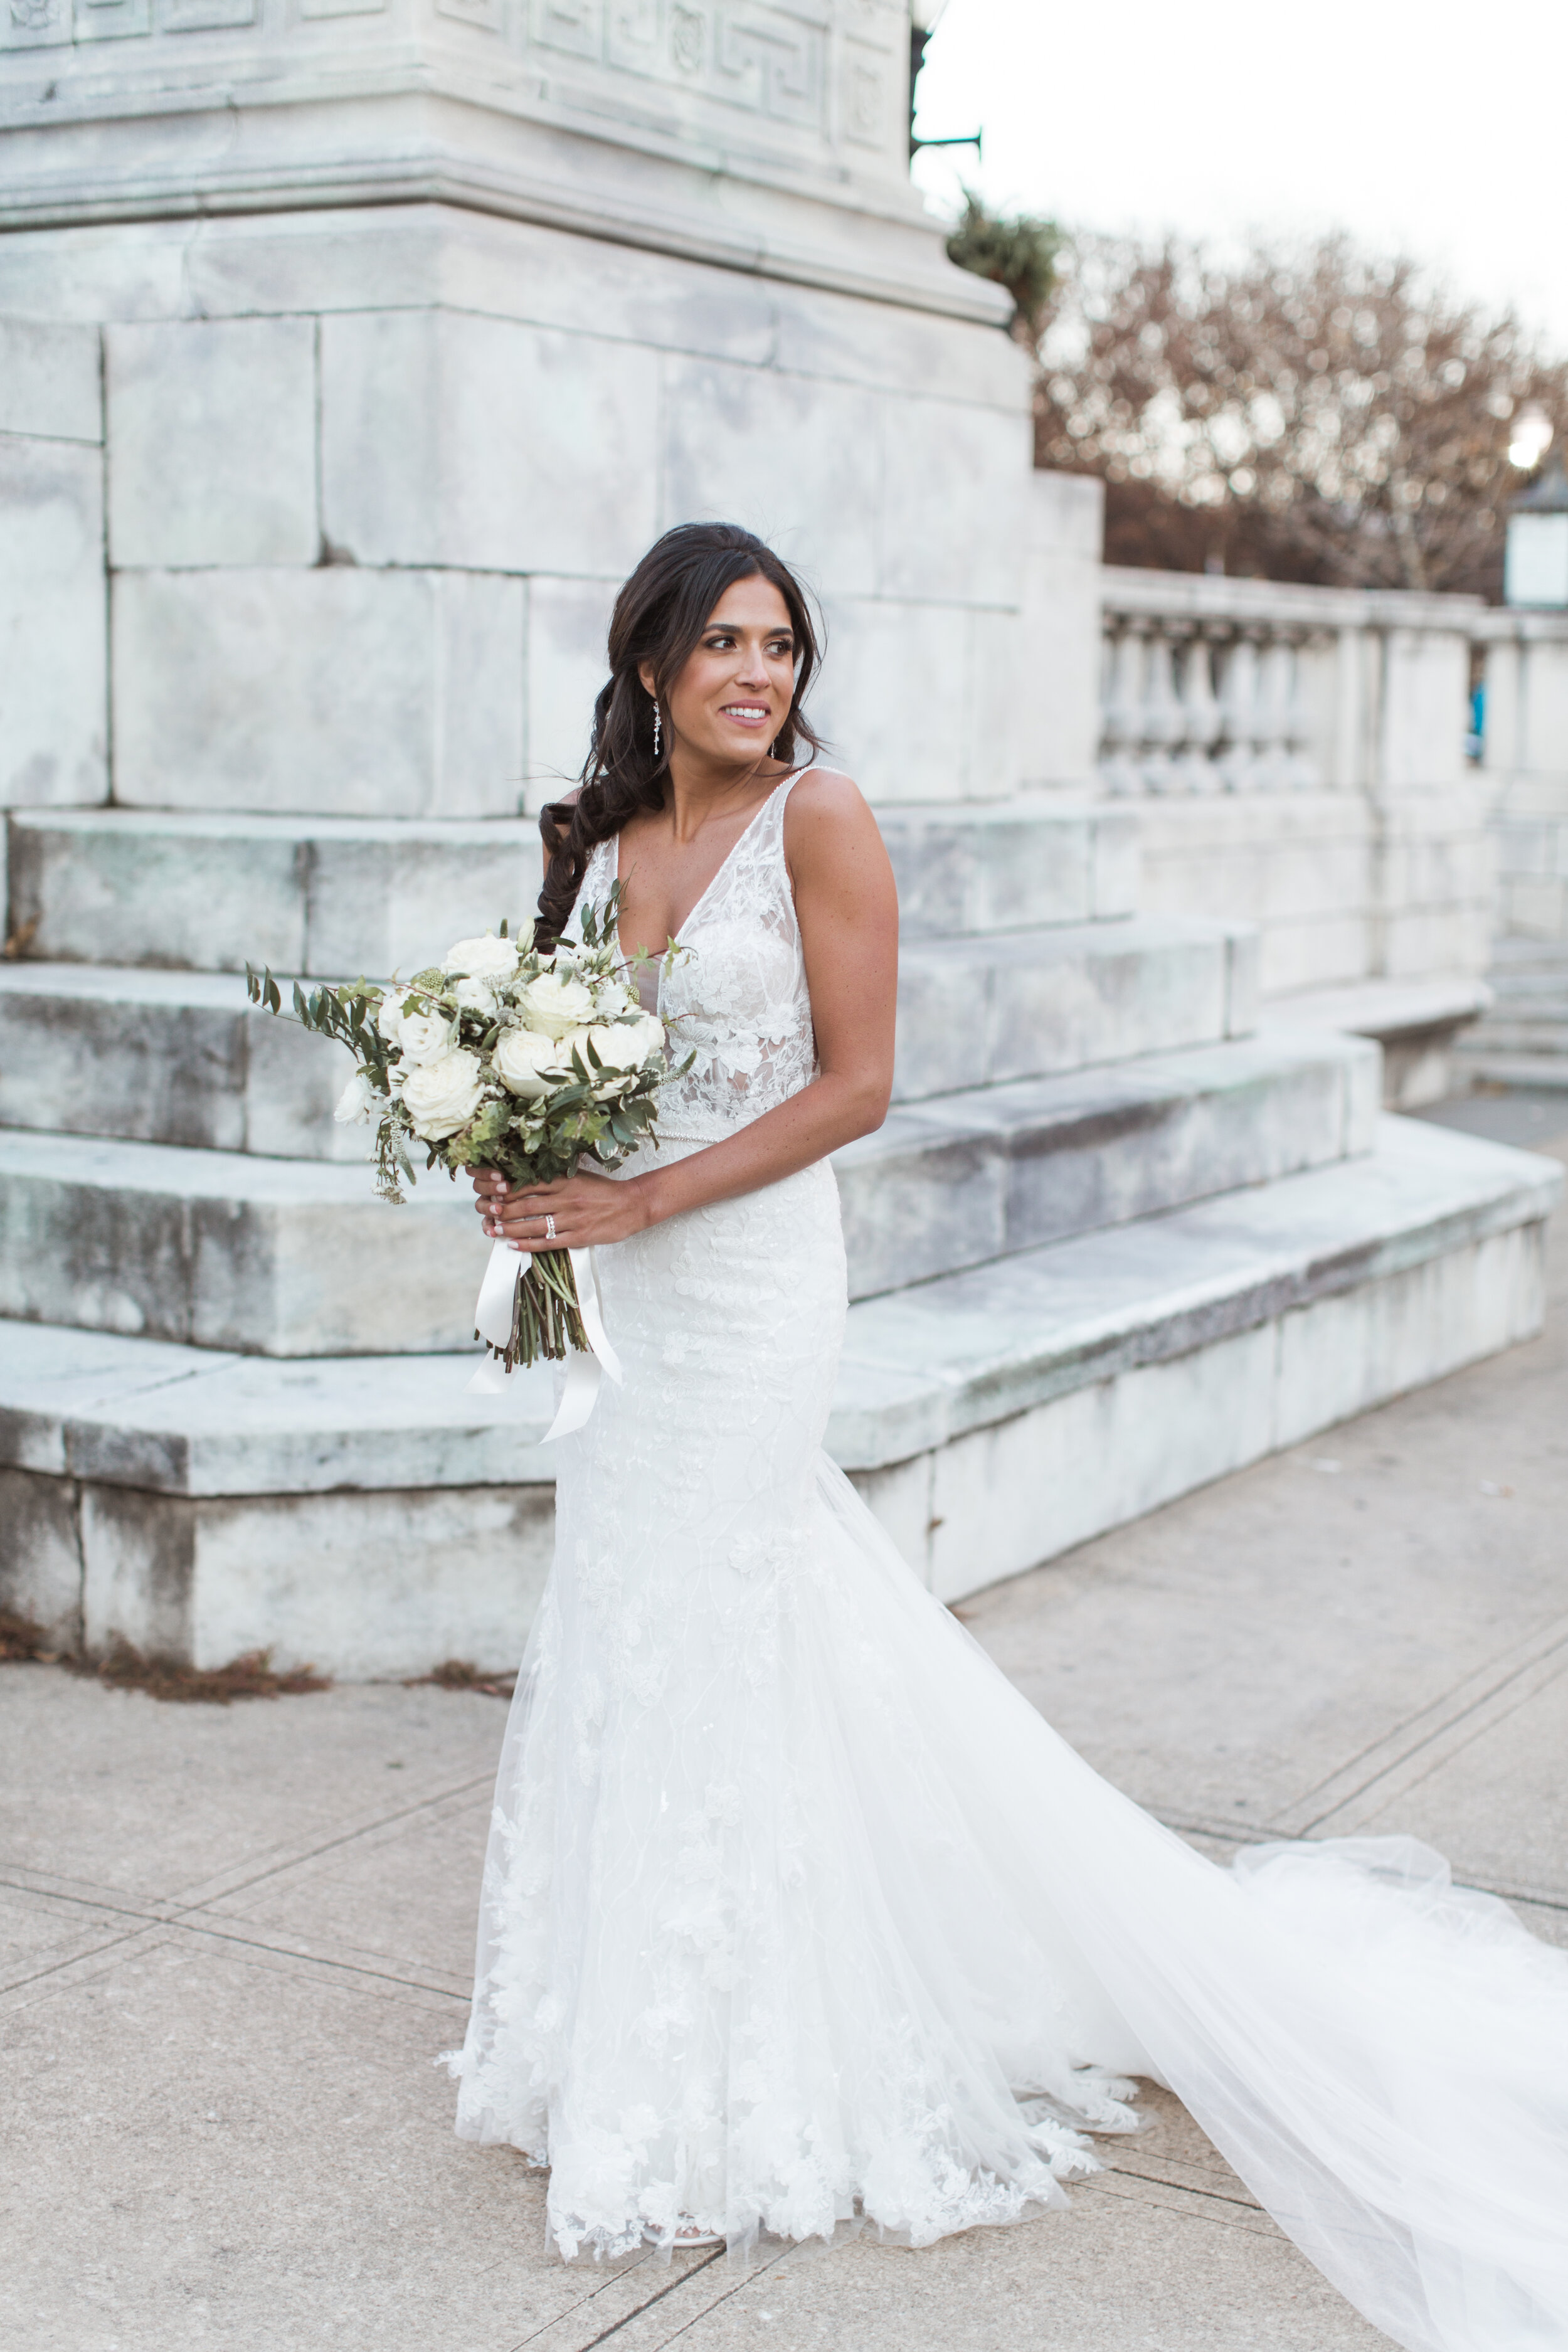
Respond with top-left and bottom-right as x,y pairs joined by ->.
1022,231 -> 1568,596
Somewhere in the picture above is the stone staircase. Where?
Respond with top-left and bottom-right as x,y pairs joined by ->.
1453,937 -> 1568,1091
1,802 -> 1559,1678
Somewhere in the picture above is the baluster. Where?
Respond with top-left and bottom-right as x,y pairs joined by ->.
1281,630 -> 1321,789
1172,627 -> 1223,792
1140,626 -> 1182,793
1251,637 -> 1296,790
1098,624 -> 1142,797
1216,632 -> 1263,791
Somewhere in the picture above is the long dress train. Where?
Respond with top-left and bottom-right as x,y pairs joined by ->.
447,774 -> 1568,2351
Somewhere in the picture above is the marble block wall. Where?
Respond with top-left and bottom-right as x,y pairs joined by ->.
0,199 -> 1062,818
0,320 -> 107,826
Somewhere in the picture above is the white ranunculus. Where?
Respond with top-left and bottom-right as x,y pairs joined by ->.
376,987 -> 408,1044
443,931 -> 522,982
452,973 -> 499,1018
518,970 -> 596,1039
333,1067 -> 379,1126
401,1047 -> 484,1140
396,1004 -> 457,1065
492,1025 -> 570,1099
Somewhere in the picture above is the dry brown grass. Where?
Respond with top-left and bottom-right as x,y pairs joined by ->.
403,1658 -> 516,1700
0,1610 -> 332,1703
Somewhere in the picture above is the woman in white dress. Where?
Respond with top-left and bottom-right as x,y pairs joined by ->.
447,524 -> 1568,2350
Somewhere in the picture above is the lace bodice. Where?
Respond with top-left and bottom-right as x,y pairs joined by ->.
568,770 -> 820,1143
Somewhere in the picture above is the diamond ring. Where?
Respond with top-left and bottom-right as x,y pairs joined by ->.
544,1214 -> 557,1241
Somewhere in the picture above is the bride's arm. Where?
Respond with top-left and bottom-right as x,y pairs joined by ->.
477,770 -> 898,1252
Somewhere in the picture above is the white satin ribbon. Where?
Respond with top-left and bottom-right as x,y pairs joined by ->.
464,1240 -> 623,1442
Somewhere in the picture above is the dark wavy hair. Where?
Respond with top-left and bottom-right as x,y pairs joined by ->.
535,522 -> 825,950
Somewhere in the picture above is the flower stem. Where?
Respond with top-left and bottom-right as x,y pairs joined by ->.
489,1249 -> 590,1369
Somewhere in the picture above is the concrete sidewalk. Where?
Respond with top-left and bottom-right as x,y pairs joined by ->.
4,1102 -> 1565,2352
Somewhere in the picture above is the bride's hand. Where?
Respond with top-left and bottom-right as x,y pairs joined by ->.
470,1167 -> 652,1251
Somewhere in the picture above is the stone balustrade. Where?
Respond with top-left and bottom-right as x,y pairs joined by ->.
1098,568 -> 1483,800
1093,568 -> 1493,1006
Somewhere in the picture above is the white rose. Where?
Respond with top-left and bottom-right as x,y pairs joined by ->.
333,1067 -> 379,1126
452,973 -> 499,1018
396,1004 -> 457,1065
593,977 -> 635,1019
400,1047 -> 484,1140
376,988 -> 408,1044
585,1018 -> 660,1074
518,970 -> 596,1039
443,931 -> 522,982
492,1025 -> 571,1100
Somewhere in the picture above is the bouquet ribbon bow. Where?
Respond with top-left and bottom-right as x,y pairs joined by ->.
465,1241 -> 624,1442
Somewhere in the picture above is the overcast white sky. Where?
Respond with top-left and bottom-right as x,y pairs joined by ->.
913,0 -> 1568,347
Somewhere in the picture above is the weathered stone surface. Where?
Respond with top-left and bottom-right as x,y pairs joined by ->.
838,1032 -> 1377,1298
830,1116 -> 1560,1481
0,964 -> 363,1161
810,594 -> 975,803
523,575 -> 617,809
6,803 -> 1146,977
0,318 -> 101,442
877,802 -> 1137,938
0,1320 -> 553,1498
0,1465 -> 83,1648
893,916 -> 1253,1102
879,393 -> 1027,606
111,569 -> 525,818
0,1130 -> 484,1356
105,317 -> 318,568
1022,470 -> 1104,793
660,356 -> 881,598
320,308 -> 661,577
81,1481 -> 555,1680
8,810 -> 310,971
0,432 -> 106,807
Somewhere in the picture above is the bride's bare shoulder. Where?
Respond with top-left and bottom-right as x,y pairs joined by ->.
783,765 -> 878,842
783,766 -> 894,901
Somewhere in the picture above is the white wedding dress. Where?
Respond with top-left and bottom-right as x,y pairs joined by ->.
448,773 -> 1568,2350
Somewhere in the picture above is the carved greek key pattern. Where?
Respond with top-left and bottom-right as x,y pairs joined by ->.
3,0 -> 897,169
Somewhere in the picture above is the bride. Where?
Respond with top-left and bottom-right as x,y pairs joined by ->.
446,522 -> 1568,2349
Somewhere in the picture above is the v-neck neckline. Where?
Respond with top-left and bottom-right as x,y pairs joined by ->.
613,770 -> 802,948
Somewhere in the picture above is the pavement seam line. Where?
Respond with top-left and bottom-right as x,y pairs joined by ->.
511,2248 -> 730,2352
1273,1614 -> 1568,1833
1296,1647 -> 1568,1835
624,2251 -> 790,2349
160,1767 -> 499,1912
0,1877 -> 470,2002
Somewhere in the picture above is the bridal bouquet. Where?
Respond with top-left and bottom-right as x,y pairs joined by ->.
245,889 -> 687,1372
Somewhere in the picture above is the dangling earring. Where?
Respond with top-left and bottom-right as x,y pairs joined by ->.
652,702 -> 662,761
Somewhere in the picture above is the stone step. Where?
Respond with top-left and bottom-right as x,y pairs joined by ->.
3,1118 -> 1555,1673
0,1128 -> 484,1358
1448,1052 -> 1568,1093
873,800 -> 1138,939
0,1020 -> 1335,1352
891,914 -> 1256,1101
5,800 -> 1138,975
1459,1017 -> 1568,1056
0,914 -> 1258,1155
837,1030 -> 1377,1298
